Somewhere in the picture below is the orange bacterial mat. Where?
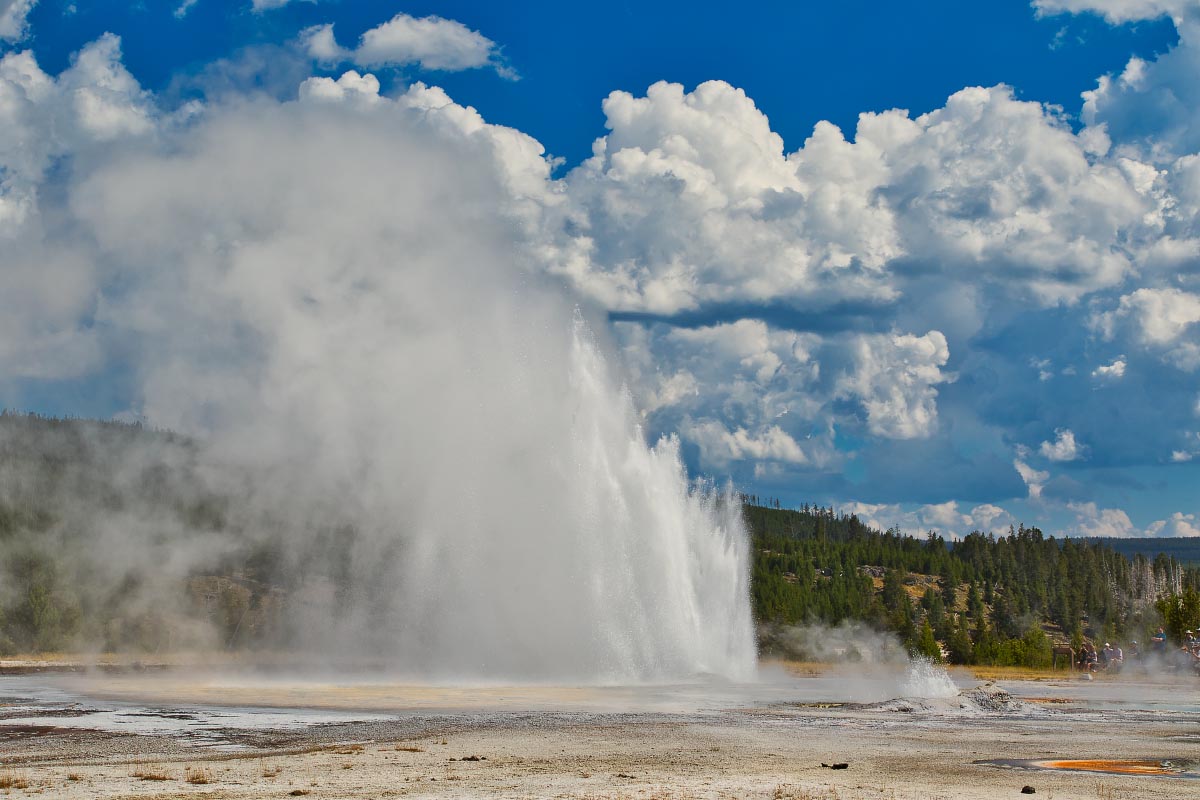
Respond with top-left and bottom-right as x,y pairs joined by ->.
978,757 -> 1198,779
1036,759 -> 1176,776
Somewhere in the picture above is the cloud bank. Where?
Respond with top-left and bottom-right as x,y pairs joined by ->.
2,3 -> 1200,540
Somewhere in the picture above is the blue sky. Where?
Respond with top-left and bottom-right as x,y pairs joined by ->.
3,0 -> 1200,539
19,1 -> 1178,166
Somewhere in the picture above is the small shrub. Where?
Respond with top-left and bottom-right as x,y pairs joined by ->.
185,766 -> 212,784
131,766 -> 172,781
0,771 -> 29,789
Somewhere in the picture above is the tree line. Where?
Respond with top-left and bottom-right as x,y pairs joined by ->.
746,503 -> 1200,667
1,412 -> 1198,662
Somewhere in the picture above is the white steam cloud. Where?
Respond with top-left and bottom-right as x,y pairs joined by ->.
0,39 -> 755,680
104,86 -> 750,680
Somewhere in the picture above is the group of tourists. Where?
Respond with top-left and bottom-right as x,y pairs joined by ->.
1180,629 -> 1200,660
1148,626 -> 1200,670
1075,627 -> 1200,674
1075,640 -> 1125,672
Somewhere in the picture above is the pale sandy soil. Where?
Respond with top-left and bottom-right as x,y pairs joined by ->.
1,670 -> 1197,799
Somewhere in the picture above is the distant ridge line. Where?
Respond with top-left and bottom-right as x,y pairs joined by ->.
1080,536 -> 1200,566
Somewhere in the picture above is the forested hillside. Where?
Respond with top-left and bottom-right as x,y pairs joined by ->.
747,503 -> 1200,666
1,413 -> 1198,664
0,412 -> 302,655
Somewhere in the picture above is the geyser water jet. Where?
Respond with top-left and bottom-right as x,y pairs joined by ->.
73,93 -> 757,682
901,657 -> 958,699
386,314 -> 757,682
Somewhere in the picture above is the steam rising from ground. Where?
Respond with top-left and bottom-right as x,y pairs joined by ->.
763,622 -> 958,700
0,80 -> 756,680
762,621 -> 909,664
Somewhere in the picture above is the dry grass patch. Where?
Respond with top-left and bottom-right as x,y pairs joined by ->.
969,665 -> 1067,681
577,791 -> 702,800
760,658 -> 829,677
0,771 -> 29,789
185,765 -> 213,784
130,765 -> 173,781
771,787 -> 842,800
395,744 -> 424,752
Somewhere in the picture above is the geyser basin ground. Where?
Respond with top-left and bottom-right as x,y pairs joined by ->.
2,666 -> 1198,799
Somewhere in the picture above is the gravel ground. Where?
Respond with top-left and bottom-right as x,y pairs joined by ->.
1,674 -> 1197,799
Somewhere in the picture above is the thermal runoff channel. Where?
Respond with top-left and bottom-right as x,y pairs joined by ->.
35,90 -> 757,682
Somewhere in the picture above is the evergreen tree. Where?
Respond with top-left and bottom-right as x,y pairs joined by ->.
946,615 -> 973,664
913,619 -> 941,662
1021,625 -> 1053,669
1156,588 -> 1200,644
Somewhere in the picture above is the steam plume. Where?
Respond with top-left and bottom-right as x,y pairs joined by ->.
5,82 -> 756,680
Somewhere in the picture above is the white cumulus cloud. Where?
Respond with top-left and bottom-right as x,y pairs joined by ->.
542,81 -> 1158,317
1069,9 -> 1200,161
685,421 -> 808,466
0,0 -> 35,43
917,501 -> 1014,536
298,69 -> 380,103
1092,356 -> 1127,379
920,500 -> 966,530
1146,511 -> 1200,536
1068,504 -> 1200,538
6,14 -> 1200,528
838,499 -> 1013,538
616,319 -> 832,475
1014,456 -> 1050,498
616,319 -> 950,479
968,503 -> 1014,532
1067,502 -> 1140,537
1096,287 -> 1200,344
1093,288 -> 1200,370
1040,428 -> 1085,461
1034,0 -> 1199,23
0,34 -> 156,380
302,13 -> 511,77
835,331 -> 951,439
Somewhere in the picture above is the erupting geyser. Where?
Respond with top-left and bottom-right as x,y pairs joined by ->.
386,315 -> 758,682
75,93 -> 757,682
